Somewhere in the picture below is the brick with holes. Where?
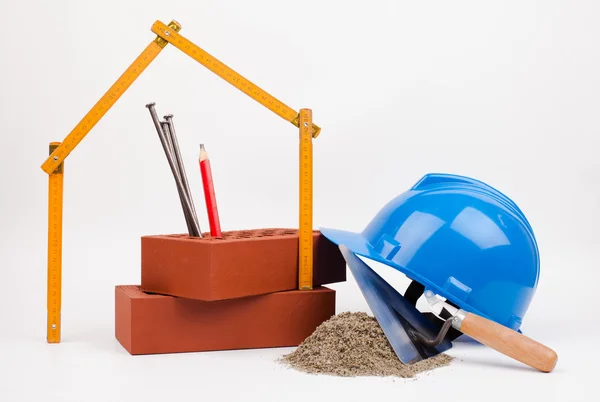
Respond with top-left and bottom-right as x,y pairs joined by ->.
140,228 -> 346,301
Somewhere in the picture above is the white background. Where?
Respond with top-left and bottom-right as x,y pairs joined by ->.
1,0 -> 597,401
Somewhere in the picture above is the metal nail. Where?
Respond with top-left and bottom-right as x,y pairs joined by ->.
161,121 -> 194,236
164,114 -> 202,236
145,103 -> 202,237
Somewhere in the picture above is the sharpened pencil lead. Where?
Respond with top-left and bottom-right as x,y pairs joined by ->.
199,144 -> 208,161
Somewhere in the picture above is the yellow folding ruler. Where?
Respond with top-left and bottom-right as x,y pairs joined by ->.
298,109 -> 313,289
47,142 -> 64,343
40,20 -> 320,174
42,18 -> 318,341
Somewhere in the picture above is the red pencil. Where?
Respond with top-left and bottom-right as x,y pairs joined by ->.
199,144 -> 222,238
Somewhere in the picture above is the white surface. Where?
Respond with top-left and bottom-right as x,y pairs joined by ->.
1,0 -> 598,400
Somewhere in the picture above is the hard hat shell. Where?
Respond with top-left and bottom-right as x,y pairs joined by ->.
320,173 -> 539,331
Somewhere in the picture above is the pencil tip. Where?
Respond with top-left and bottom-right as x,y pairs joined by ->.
199,144 -> 207,160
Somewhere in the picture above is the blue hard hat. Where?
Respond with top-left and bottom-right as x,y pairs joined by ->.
320,173 -> 539,331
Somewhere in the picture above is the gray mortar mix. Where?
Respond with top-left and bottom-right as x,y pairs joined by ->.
279,311 -> 454,378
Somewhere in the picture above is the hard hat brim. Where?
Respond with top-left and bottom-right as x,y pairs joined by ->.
320,227 -> 374,257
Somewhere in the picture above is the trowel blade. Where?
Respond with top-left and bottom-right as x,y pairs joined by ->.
339,244 -> 452,364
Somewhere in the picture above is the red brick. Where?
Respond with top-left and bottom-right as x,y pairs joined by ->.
115,285 -> 336,355
140,228 -> 346,300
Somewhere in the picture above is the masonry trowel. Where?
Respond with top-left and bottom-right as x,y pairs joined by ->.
421,289 -> 558,372
338,244 -> 452,364
339,244 -> 558,372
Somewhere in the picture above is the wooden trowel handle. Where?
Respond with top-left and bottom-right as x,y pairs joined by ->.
458,312 -> 558,373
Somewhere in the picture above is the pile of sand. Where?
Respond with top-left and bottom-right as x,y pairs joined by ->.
280,311 -> 453,378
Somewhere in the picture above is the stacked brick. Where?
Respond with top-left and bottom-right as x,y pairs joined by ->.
115,229 -> 346,354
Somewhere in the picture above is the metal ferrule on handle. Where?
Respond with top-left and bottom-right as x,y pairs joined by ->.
451,309 -> 467,330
